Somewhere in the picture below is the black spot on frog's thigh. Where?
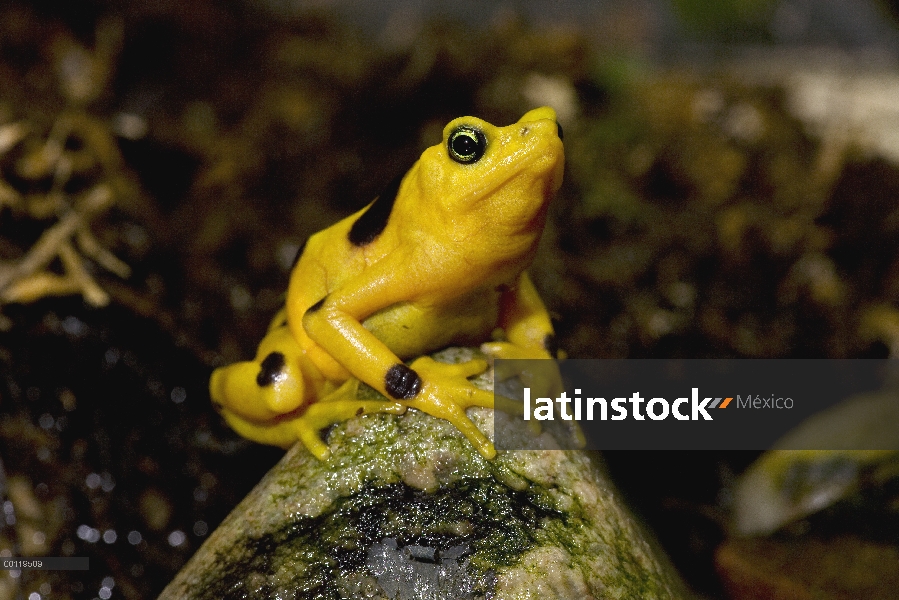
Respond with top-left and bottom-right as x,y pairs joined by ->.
384,363 -> 421,399
348,170 -> 404,246
256,352 -> 286,387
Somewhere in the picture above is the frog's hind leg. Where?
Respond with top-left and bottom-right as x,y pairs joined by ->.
293,379 -> 406,460
210,318 -> 320,452
210,324 -> 308,422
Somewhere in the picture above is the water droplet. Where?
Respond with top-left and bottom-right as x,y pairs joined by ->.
192,521 -> 208,536
170,387 -> 187,404
167,530 -> 186,547
85,473 -> 102,490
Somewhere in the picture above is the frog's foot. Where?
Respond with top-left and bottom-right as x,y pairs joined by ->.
402,356 -> 497,459
218,407 -> 305,450
292,380 -> 407,460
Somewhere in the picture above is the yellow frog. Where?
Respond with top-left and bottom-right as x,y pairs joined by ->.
210,107 -> 564,460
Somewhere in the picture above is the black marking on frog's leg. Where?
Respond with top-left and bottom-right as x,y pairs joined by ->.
306,295 -> 326,314
256,352 -> 286,387
543,333 -> 559,358
385,363 -> 421,399
290,238 -> 308,269
355,407 -> 364,416
556,121 -> 564,140
348,170 -> 404,246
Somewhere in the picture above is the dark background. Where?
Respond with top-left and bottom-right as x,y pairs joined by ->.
1,1 -> 899,598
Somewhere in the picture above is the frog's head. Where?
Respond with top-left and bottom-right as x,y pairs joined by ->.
408,107 -> 564,245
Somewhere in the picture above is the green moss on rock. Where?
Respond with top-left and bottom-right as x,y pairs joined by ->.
160,349 -> 691,599
202,479 -> 565,599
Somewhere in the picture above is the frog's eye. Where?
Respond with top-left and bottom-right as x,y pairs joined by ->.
447,126 -> 486,164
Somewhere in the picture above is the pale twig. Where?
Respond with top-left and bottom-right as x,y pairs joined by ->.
0,180 -> 21,210
1,271 -> 82,304
0,122 -> 28,155
59,240 -> 109,306
0,184 -> 112,295
16,116 -> 70,180
76,225 -> 131,278
0,241 -> 111,307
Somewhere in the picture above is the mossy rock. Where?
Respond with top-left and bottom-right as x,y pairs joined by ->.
160,349 -> 691,599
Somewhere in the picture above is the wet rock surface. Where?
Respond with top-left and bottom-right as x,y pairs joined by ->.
160,362 -> 690,600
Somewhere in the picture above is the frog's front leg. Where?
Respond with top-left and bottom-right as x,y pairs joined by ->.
482,272 -> 560,396
484,272 -> 557,358
300,260 -> 497,458
483,272 -> 583,447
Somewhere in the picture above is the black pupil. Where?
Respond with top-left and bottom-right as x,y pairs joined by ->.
452,132 -> 477,157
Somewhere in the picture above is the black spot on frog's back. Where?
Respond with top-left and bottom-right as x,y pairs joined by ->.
348,171 -> 405,247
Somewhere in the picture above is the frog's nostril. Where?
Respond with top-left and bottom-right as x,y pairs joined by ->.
520,126 -> 530,136
556,122 -> 564,140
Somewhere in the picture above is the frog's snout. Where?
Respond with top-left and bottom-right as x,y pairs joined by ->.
518,106 -> 557,124
516,106 -> 563,144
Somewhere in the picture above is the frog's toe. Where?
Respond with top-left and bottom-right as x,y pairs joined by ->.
292,398 -> 406,460
408,396 -> 496,459
409,356 -> 488,379
449,358 -> 490,378
446,412 -> 496,459
481,341 -> 556,386
398,359 -> 498,458
493,393 -> 523,415
456,384 -> 495,409
293,420 -> 331,461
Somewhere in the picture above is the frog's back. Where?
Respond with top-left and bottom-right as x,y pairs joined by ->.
288,165 -> 413,310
